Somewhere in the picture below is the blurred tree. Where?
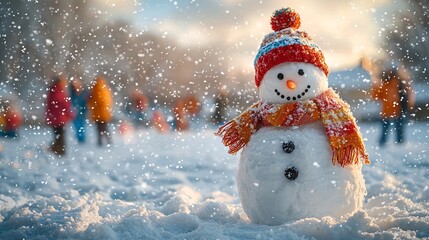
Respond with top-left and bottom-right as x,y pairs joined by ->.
382,0 -> 428,82
1,0 -> 238,115
0,0 -> 47,113
0,0 -> 93,106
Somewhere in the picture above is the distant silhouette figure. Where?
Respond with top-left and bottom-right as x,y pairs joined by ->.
88,76 -> 113,146
211,90 -> 229,125
45,75 -> 73,156
0,102 -> 22,139
129,90 -> 149,128
184,94 -> 201,118
152,110 -> 169,133
371,68 -> 415,146
172,99 -> 189,131
70,77 -> 88,143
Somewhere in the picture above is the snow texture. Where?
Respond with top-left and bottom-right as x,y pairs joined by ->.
238,123 -> 365,225
0,122 -> 428,239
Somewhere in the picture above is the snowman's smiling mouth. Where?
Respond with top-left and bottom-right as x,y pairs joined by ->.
274,85 -> 311,101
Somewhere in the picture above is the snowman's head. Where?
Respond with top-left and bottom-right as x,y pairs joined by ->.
254,8 -> 329,101
259,62 -> 328,103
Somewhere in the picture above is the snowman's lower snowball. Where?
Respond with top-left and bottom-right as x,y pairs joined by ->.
237,123 -> 366,225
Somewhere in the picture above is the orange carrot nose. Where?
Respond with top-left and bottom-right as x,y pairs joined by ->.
286,80 -> 296,90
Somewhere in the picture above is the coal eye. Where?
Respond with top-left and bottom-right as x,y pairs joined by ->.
277,73 -> 284,80
298,69 -> 304,76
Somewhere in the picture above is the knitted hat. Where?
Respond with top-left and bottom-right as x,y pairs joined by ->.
254,8 -> 329,88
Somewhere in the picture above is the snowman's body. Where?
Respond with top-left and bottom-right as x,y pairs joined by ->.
237,123 -> 365,225
236,62 -> 366,225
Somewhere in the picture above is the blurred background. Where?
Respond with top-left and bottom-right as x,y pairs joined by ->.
0,0 -> 428,125
1,2 -> 429,238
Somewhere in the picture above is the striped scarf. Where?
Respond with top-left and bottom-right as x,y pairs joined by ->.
215,88 -> 370,167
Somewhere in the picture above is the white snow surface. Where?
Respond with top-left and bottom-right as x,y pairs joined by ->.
0,122 -> 428,239
238,123 -> 365,225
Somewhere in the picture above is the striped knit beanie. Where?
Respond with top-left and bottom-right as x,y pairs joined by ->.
254,8 -> 329,88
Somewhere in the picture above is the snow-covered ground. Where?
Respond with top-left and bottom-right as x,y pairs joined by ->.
0,121 -> 428,239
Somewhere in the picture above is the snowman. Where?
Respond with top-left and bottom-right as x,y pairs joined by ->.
216,8 -> 370,225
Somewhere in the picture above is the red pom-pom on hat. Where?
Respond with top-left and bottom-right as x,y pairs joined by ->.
270,8 -> 301,31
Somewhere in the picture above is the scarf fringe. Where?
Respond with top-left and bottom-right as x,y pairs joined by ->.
215,120 -> 247,155
332,146 -> 371,167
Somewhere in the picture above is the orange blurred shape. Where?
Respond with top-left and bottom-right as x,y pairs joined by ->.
184,94 -> 201,115
153,111 -> 169,133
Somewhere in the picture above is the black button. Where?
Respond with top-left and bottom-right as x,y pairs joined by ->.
284,167 -> 299,180
282,141 -> 295,153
